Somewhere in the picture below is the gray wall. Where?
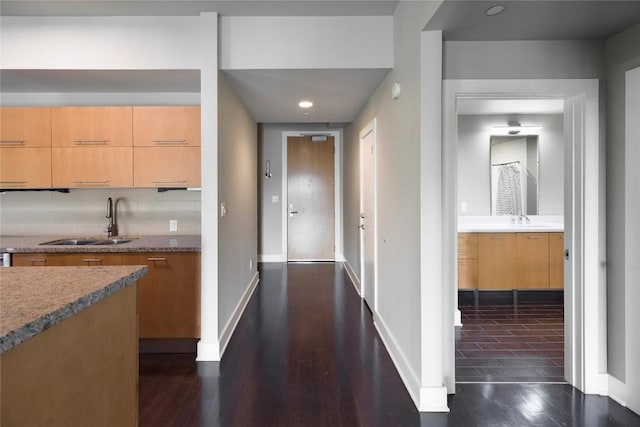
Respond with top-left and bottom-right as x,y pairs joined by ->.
444,40 -> 604,79
257,123 -> 342,258
604,22 -> 640,381
217,72 -> 258,332
458,114 -> 564,216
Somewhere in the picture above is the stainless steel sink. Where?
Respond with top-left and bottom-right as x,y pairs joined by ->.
39,237 -> 137,246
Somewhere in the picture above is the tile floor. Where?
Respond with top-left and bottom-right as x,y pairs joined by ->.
456,291 -> 565,383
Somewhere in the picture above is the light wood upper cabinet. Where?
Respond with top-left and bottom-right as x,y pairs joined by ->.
458,233 -> 478,290
516,233 -> 550,289
0,107 -> 51,147
478,233 -> 517,290
0,148 -> 52,188
133,106 -> 200,146
52,147 -> 133,188
549,233 -> 565,289
51,106 -> 132,147
133,147 -> 200,188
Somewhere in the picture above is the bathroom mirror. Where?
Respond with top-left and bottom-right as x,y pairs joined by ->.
490,135 -> 539,216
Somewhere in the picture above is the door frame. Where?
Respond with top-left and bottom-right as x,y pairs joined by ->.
281,130 -> 343,262
359,118 -> 378,311
442,79 -> 604,395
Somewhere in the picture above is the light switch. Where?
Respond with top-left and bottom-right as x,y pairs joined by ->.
461,202 -> 468,213
272,195 -> 280,203
220,202 -> 226,218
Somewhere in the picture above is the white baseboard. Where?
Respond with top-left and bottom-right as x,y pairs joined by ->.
196,340 -> 221,361
607,374 -> 627,407
455,308 -> 462,327
343,260 -> 361,296
419,386 -> 450,412
218,271 -> 260,358
258,254 -> 285,263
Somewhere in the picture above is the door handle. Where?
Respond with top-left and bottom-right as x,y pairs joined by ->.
288,203 -> 299,217
359,224 -> 365,230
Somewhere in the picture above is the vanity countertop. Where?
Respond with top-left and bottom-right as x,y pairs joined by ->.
458,216 -> 564,233
0,234 -> 201,253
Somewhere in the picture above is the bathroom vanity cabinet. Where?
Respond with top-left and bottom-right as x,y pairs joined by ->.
459,232 -> 564,290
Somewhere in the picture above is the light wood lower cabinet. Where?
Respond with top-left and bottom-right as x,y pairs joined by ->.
478,233 -> 517,290
517,233 -> 550,289
460,231 -> 565,290
121,253 -> 200,339
12,251 -> 200,339
549,233 -> 565,289
458,233 -> 478,289
0,147 -> 52,188
52,147 -> 133,187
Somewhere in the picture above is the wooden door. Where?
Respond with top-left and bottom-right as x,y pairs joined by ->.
516,233 -> 550,289
132,106 -> 200,146
287,136 -> 334,261
458,233 -> 478,290
51,106 -> 132,147
0,148 -> 52,188
0,107 -> 51,147
549,233 -> 565,289
52,147 -> 133,187
133,146 -> 201,187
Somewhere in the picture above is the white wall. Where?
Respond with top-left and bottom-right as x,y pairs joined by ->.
217,71 -> 258,352
0,16 -> 201,70
220,16 -> 393,70
444,40 -> 604,79
343,0 -> 443,411
604,22 -> 640,387
457,114 -> 564,216
0,188 -> 200,236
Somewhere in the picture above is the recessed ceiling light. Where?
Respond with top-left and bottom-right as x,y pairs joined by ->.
298,100 -> 313,109
486,4 -> 505,16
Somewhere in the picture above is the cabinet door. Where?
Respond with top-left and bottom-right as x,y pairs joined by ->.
133,106 -> 200,147
51,106 -> 132,147
516,233 -> 550,289
52,147 -> 133,187
11,253 -> 67,266
458,258 -> 478,290
0,148 -> 52,188
64,254 -> 122,266
123,253 -> 199,338
0,107 -> 51,147
133,147 -> 200,187
478,233 -> 517,289
549,233 -> 565,289
458,232 -> 477,259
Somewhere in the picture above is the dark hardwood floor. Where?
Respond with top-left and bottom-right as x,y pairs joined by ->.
457,292 -> 565,383
139,263 -> 640,426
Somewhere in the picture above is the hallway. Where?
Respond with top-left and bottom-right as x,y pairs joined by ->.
139,263 -> 640,426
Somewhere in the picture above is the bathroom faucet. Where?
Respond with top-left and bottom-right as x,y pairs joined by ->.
105,197 -> 118,237
518,214 -> 530,225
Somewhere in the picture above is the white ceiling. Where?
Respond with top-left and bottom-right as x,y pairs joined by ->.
223,69 -> 389,123
425,0 -> 640,40
458,99 -> 565,115
0,0 -> 399,17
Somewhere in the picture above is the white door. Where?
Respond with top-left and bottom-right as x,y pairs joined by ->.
360,120 -> 376,311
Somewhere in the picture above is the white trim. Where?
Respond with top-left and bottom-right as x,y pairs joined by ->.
217,271 -> 260,358
359,118 -> 378,312
419,387 -> 450,413
196,340 -> 220,361
373,312 -> 422,410
607,375 -> 627,407
258,254 -> 286,263
455,309 -> 462,327
343,260 -> 361,297
281,130 -> 342,262
442,79 -> 602,396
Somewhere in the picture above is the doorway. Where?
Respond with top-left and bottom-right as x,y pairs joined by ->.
281,131 -> 343,262
442,79 -> 603,395
359,119 -> 377,312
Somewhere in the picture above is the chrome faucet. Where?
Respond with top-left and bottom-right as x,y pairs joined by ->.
105,197 -> 118,237
518,214 -> 530,225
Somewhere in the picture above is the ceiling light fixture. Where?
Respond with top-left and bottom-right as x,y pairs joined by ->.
485,4 -> 505,16
491,121 -> 542,136
298,100 -> 313,109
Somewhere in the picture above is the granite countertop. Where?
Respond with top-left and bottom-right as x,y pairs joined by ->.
0,266 -> 147,353
0,234 -> 200,253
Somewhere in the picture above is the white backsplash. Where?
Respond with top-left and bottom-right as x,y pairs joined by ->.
0,188 -> 201,236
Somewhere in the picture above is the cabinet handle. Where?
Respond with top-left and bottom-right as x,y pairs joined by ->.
560,236 -> 564,240
152,139 -> 187,145
74,180 -> 109,186
147,257 -> 167,262
459,248 -> 466,252
458,260 -> 467,265
82,258 -> 102,263
74,140 -> 109,145
528,236 -> 543,239
0,140 -> 26,145
0,181 -> 27,185
28,258 -> 47,264
491,236 -> 506,240
151,180 -> 187,184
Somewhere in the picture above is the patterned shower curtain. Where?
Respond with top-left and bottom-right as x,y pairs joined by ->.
496,164 -> 522,216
